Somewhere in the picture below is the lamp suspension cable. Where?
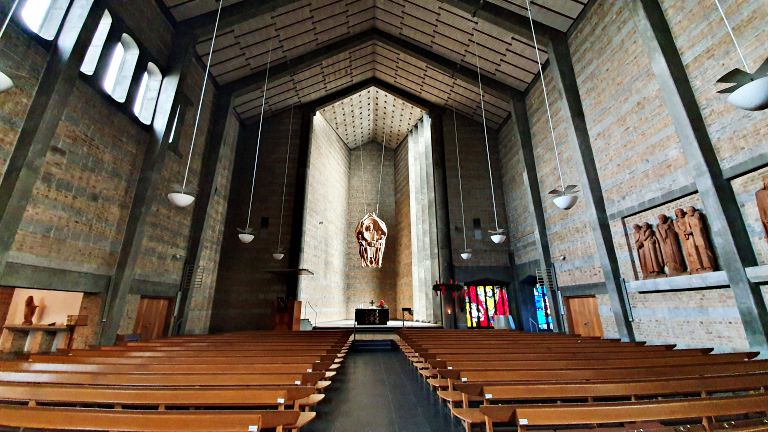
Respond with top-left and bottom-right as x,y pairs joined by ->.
525,0 -> 565,192
453,107 -> 468,252
277,103 -> 294,253
245,40 -> 273,231
0,0 -> 20,38
376,127 -> 386,215
714,0 -> 750,73
360,137 -> 367,214
473,39 -> 500,232
181,0 -> 223,194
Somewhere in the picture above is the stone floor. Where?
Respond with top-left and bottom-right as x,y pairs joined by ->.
304,346 -> 464,432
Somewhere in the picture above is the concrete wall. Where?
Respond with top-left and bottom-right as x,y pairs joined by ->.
394,140 -> 413,314
297,113 -> 350,323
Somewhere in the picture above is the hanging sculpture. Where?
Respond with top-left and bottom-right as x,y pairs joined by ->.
356,212 -> 388,268
712,0 -> 767,111
355,127 -> 389,267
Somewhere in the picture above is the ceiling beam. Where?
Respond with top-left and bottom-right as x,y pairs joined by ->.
224,28 -> 519,100
177,0 -> 296,38
439,0 -> 562,42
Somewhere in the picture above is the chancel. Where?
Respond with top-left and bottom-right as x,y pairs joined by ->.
0,0 -> 765,431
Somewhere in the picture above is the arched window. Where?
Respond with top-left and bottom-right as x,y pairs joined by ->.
133,63 -> 163,124
21,0 -> 70,40
103,34 -> 139,102
80,10 -> 112,75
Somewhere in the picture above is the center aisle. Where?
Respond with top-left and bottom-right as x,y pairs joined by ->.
304,340 -> 463,432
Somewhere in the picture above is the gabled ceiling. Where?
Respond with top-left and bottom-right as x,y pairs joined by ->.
318,86 -> 425,149
161,0 -> 589,127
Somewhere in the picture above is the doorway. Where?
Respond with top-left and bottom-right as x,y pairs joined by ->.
564,295 -> 603,337
133,296 -> 173,341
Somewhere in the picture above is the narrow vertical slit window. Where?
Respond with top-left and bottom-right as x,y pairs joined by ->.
103,34 -> 139,103
133,62 -> 162,124
21,0 -> 69,40
80,10 -> 112,75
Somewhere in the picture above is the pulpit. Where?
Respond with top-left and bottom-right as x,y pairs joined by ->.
273,298 -> 302,331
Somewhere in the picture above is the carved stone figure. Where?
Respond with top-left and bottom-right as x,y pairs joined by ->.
23,296 -> 38,325
674,207 -> 703,273
685,206 -> 716,272
355,212 -> 387,268
657,214 -> 686,275
632,224 -> 648,278
756,176 -> 768,242
641,222 -> 665,277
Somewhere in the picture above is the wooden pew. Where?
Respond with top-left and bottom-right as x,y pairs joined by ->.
29,354 -> 340,364
480,393 -> 768,432
66,348 -> 342,357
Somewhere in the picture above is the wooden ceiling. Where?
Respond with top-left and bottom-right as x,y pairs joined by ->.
161,0 -> 589,127
318,86 -> 425,148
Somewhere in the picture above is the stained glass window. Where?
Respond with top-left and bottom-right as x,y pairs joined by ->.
533,284 -> 553,331
464,285 -> 510,328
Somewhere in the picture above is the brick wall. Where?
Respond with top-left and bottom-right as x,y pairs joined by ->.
212,108 -> 302,331
345,143 -> 398,315
297,113 -> 350,323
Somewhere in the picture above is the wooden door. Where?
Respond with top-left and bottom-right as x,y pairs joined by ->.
565,296 -> 603,337
133,297 -> 172,341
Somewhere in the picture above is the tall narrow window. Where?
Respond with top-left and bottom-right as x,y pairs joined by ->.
133,62 -> 162,124
21,0 -> 69,40
103,34 -> 139,102
80,10 -> 112,75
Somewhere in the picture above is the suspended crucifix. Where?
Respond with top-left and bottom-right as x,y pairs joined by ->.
355,122 -> 388,268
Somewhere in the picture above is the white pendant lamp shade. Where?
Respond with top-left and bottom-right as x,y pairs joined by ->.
0,71 -> 13,93
272,252 -> 285,261
552,194 -> 578,210
238,233 -> 255,244
168,0 -> 224,207
726,76 -> 768,111
489,230 -> 507,244
460,249 -> 473,260
167,192 -> 195,208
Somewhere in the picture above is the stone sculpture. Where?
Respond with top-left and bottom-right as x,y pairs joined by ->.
685,206 -> 716,272
756,176 -> 768,242
673,208 -> 702,272
641,222 -> 665,278
355,212 -> 387,268
632,224 -> 648,278
657,214 -> 686,275
22,296 -> 38,325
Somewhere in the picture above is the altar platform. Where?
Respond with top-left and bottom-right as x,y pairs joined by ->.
313,319 -> 440,331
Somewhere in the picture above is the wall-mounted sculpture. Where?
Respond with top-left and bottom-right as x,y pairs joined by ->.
632,224 -> 648,278
22,296 -> 38,325
641,222 -> 665,278
756,176 -> 768,243
686,206 -> 716,272
657,214 -> 686,275
355,212 -> 387,268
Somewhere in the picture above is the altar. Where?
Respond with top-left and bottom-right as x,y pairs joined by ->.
354,308 -> 389,325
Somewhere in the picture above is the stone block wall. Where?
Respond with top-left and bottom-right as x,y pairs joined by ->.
296,113 -> 350,323
394,139 -> 413,313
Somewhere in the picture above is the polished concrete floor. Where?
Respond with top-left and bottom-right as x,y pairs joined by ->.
304,346 -> 464,432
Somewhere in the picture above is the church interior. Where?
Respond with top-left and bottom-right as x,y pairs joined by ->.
0,0 -> 766,430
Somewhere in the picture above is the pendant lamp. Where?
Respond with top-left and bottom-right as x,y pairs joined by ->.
713,0 -> 767,111
452,108 -> 472,260
273,104 -> 294,260
167,0 -> 224,207
239,42 -> 273,244
525,0 -> 580,210
472,41 -> 506,244
0,0 -> 21,92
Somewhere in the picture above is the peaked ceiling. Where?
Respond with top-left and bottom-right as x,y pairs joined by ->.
318,86 -> 425,149
161,0 -> 589,128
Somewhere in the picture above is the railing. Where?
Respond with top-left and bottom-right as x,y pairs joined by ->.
529,318 -> 540,333
302,301 -> 318,327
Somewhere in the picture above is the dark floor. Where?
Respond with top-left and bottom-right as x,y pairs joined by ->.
304,345 -> 464,432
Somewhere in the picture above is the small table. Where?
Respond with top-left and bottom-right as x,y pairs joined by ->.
355,308 -> 389,325
1,324 -> 70,353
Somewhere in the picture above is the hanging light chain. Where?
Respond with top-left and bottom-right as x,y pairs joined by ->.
525,0 -> 566,192
714,0 -> 750,73
277,103 -> 294,253
245,40 -> 273,229
453,108 -> 468,251
360,139 -> 367,214
182,0 -> 224,192
473,39 -> 500,231
376,124 -> 386,215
